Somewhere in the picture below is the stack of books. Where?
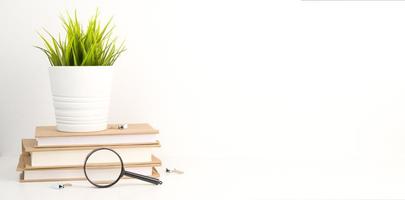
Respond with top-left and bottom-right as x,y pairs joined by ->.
16,123 -> 161,182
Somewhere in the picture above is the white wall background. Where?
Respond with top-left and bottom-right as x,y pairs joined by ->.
2,0 -> 405,165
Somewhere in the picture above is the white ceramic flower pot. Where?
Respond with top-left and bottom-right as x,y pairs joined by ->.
49,66 -> 113,132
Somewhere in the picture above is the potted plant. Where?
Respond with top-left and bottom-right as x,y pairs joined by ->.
36,11 -> 125,132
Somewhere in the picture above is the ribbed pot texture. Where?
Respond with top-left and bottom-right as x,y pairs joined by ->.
49,66 -> 113,132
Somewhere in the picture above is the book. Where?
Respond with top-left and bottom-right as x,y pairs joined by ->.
35,123 -> 159,147
18,151 -> 162,170
17,154 -> 161,182
19,168 -> 160,183
22,139 -> 160,167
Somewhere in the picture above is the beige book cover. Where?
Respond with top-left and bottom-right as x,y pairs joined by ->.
22,139 -> 160,152
20,139 -> 161,167
16,153 -> 161,182
35,123 -> 158,138
16,153 -> 162,171
19,168 -> 160,183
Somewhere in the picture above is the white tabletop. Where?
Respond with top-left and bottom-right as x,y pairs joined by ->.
2,155 -> 405,199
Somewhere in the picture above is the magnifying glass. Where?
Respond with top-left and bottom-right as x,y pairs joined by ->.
83,148 -> 163,188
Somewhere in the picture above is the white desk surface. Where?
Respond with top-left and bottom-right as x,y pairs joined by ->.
2,155 -> 405,199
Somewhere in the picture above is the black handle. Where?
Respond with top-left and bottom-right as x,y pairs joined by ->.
124,170 -> 163,185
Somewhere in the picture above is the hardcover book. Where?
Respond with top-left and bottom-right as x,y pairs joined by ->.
35,123 -> 159,147
22,139 -> 160,167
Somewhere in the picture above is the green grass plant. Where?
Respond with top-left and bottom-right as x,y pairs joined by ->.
36,10 -> 125,66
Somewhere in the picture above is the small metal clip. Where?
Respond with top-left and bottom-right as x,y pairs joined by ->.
51,183 -> 72,190
110,124 -> 128,129
118,123 -> 128,129
166,168 -> 184,174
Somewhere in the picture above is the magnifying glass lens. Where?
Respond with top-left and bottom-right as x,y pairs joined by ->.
84,149 -> 123,187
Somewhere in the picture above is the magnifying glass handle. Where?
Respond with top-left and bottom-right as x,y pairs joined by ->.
124,171 -> 163,185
